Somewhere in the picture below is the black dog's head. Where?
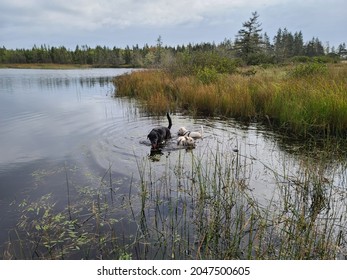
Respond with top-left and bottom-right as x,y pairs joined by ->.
147,130 -> 160,149
147,115 -> 171,150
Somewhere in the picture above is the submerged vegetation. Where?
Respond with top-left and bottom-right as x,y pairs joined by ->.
4,143 -> 347,259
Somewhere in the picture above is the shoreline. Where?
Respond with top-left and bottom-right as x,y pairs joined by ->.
0,63 -> 135,69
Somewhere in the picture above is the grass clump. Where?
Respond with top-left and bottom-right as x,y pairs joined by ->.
5,143 -> 347,259
113,63 -> 347,138
4,193 -> 127,260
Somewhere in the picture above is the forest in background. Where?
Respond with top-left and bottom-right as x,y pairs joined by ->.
1,12 -> 346,68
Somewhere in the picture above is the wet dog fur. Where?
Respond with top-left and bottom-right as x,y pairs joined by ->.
177,135 -> 195,147
147,113 -> 172,149
177,126 -> 203,139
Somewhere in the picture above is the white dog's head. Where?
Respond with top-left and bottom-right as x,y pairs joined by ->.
177,136 -> 195,147
177,127 -> 188,136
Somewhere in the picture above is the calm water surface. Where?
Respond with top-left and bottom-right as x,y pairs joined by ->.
1,68 -> 346,258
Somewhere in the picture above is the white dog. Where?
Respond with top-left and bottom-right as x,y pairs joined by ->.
177,136 -> 195,147
177,126 -> 203,139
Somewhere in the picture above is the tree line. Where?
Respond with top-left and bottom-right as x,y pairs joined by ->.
234,12 -> 346,65
1,12 -> 346,67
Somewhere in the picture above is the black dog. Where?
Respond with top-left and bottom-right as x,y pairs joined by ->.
147,112 -> 172,149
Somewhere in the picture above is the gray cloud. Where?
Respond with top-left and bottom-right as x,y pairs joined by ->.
0,0 -> 345,49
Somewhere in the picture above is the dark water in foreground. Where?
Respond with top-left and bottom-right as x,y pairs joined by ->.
1,69 -> 346,259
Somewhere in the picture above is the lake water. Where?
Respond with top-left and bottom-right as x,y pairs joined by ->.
1,68 -> 346,259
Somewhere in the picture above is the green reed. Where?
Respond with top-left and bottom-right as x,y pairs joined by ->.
4,140 -> 347,259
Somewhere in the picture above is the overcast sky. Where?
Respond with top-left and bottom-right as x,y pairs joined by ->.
1,0 -> 346,50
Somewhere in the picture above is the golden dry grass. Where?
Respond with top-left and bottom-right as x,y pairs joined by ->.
113,64 -> 347,137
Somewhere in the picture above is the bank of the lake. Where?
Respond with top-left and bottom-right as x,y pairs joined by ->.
0,63 -> 93,69
0,63 -> 137,69
113,63 -> 347,138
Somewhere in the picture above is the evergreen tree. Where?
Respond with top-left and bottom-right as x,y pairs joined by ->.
155,35 -> 163,65
274,29 -> 307,60
337,43 -> 346,53
293,31 -> 304,56
315,37 -> 325,55
235,11 -> 263,64
123,45 -> 132,65
282,28 -> 294,58
305,37 -> 324,57
262,32 -> 273,55
273,28 -> 283,60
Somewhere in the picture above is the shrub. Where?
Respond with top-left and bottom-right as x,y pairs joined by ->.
288,62 -> 328,78
291,56 -> 311,63
166,51 -> 238,76
245,53 -> 276,65
196,66 -> 219,84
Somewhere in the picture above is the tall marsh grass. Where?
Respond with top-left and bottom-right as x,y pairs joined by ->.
114,64 -> 347,137
4,144 -> 347,259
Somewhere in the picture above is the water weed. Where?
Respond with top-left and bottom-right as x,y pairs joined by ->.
4,140 -> 347,259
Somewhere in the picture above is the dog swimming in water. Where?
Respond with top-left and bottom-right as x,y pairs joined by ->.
177,135 -> 195,148
177,125 -> 203,139
147,112 -> 172,150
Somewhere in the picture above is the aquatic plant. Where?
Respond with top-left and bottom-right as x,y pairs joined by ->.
4,141 -> 347,259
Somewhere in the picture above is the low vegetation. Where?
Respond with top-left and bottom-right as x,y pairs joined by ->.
4,143 -> 347,259
114,63 -> 347,138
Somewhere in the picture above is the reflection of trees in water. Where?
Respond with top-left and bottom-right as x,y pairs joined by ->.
38,76 -> 114,90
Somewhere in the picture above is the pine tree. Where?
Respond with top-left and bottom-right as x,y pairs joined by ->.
235,11 -> 263,64
337,43 -> 346,54
262,32 -> 273,55
155,35 -> 163,65
305,37 -> 324,56
293,31 -> 304,56
273,28 -> 283,60
282,28 -> 294,58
